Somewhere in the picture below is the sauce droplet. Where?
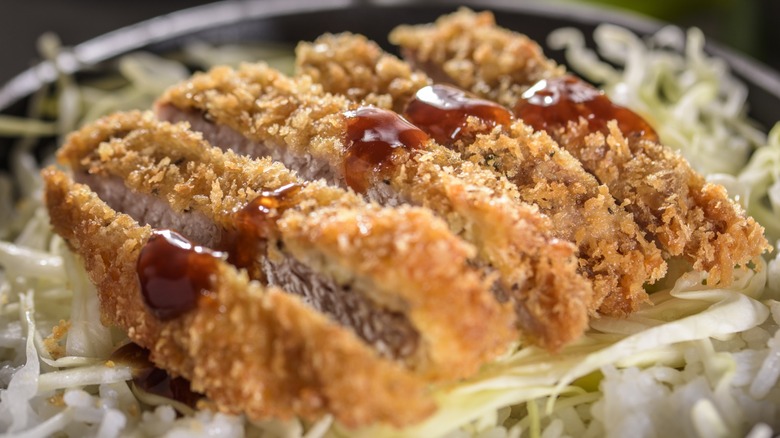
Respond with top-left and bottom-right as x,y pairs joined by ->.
137,229 -> 223,320
227,183 -> 302,273
110,343 -> 202,408
514,75 -> 658,142
343,106 -> 429,193
404,84 -> 512,145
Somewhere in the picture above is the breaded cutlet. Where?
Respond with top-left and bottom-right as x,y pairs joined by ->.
57,110 -> 517,381
295,32 -> 668,314
43,168 -> 435,428
156,64 -> 593,351
390,9 -> 770,284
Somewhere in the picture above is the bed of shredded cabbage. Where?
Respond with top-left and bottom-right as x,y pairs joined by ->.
1,25 -> 780,438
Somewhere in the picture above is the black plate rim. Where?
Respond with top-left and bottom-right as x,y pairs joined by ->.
1,0 -> 779,115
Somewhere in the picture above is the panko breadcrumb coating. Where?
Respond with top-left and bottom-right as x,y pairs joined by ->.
296,32 -> 668,315
57,110 -> 516,381
43,168 -> 435,428
390,8 -> 770,284
38,9 -> 776,432
156,64 -> 593,351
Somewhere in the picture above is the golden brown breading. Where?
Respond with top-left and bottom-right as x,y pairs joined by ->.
58,111 -> 359,224
296,33 -> 431,113
389,8 -> 562,109
389,8 -> 770,285
566,122 -> 769,285
476,123 -> 668,312
296,33 -> 667,315
43,168 -> 435,428
280,207 -> 512,372
157,64 -> 592,351
58,110 -> 516,381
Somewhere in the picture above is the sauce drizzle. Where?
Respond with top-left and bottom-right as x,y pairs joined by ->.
343,106 -> 429,193
514,75 -> 658,142
137,229 -> 223,320
228,183 -> 302,273
404,84 -> 512,145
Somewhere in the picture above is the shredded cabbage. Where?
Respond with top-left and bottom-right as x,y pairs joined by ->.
1,22 -> 779,438
548,25 -> 767,176
710,124 -> 780,243
0,292 -> 40,433
349,262 -> 772,437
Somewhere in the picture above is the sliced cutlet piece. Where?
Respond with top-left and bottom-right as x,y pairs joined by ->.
296,33 -> 432,114
389,8 -> 561,109
57,111 -> 516,381
296,33 -> 667,315
390,9 -> 769,285
156,64 -> 592,351
43,168 -> 435,427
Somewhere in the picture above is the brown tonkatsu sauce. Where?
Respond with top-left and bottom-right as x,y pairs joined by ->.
514,75 -> 658,142
227,183 -> 302,274
404,84 -> 512,145
110,342 -> 203,409
137,229 -> 223,320
343,106 -> 429,192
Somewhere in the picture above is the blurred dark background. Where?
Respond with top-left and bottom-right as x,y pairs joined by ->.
0,0 -> 216,85
0,0 -> 778,86
579,0 -> 779,69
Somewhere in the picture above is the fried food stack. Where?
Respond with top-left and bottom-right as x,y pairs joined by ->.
44,9 -> 768,429
389,9 -> 769,285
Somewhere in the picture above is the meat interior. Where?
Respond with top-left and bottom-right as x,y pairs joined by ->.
157,102 -> 566,348
158,105 -> 407,207
74,171 -> 419,360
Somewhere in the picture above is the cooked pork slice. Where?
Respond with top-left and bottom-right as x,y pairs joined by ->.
57,111 -> 516,380
296,32 -> 669,315
156,64 -> 592,351
43,168 -> 436,427
390,9 -> 769,284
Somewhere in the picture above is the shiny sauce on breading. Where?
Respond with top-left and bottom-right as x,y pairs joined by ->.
137,229 -> 223,320
514,75 -> 658,141
404,84 -> 512,145
343,106 -> 429,192
228,183 -> 302,273
110,343 -> 202,408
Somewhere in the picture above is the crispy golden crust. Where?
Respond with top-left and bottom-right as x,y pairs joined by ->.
296,32 -> 669,315
58,111 -> 516,380
468,123 -> 667,313
158,64 -> 592,351
389,8 -> 563,108
280,207 -> 513,375
58,111 -> 359,226
296,32 -> 431,113
568,122 -> 769,285
43,168 -> 435,428
390,8 -> 769,285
